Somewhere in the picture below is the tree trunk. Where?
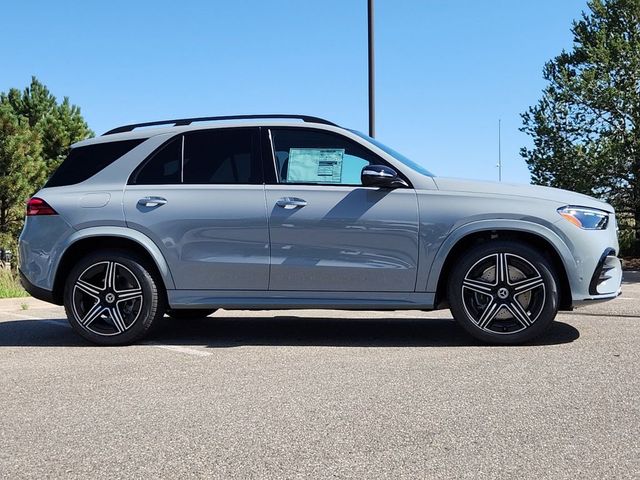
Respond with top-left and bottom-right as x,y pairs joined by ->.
0,199 -> 6,235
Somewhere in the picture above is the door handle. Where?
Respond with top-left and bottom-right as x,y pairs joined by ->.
276,197 -> 307,209
138,196 -> 167,207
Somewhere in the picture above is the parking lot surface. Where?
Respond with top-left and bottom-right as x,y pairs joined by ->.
1,275 -> 639,479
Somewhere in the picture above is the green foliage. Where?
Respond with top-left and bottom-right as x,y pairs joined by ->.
0,105 -> 45,253
521,0 -> 640,255
0,77 -> 92,254
0,269 -> 27,298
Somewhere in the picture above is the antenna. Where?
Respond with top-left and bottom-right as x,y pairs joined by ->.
497,119 -> 502,182
368,0 -> 375,138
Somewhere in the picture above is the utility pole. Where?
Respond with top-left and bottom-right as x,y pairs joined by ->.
497,119 -> 502,182
368,0 -> 375,138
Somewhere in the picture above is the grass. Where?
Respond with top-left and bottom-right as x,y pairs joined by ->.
0,269 -> 28,298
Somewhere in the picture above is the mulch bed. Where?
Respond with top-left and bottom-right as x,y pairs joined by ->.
622,258 -> 640,271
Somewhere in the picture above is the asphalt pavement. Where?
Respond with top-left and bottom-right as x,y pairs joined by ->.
0,274 -> 638,479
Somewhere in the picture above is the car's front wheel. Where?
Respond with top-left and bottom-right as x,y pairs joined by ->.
447,241 -> 559,344
63,250 -> 165,345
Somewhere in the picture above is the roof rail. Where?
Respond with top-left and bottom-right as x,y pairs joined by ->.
102,114 -> 339,136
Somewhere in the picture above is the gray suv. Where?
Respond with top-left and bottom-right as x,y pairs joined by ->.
19,114 -> 622,345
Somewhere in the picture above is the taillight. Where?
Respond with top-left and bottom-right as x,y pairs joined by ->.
26,197 -> 58,216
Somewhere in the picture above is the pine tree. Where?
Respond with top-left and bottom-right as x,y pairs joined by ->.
0,77 -> 92,253
0,105 -> 46,251
521,0 -> 640,254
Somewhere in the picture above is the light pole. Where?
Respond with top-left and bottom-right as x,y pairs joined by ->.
368,0 -> 375,138
497,119 -> 502,182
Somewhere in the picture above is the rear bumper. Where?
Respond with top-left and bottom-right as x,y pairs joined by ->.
18,269 -> 58,305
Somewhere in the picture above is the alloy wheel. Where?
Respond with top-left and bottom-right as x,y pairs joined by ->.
72,261 -> 144,336
461,253 -> 546,334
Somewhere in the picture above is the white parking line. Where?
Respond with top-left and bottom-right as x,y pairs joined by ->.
1,311 -> 40,320
143,343 -> 212,357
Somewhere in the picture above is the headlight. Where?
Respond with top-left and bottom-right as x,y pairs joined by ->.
557,206 -> 609,230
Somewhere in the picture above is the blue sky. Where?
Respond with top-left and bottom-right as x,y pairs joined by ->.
1,0 -> 587,183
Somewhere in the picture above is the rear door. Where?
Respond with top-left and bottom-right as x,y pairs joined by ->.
123,127 -> 269,290
264,127 -> 419,292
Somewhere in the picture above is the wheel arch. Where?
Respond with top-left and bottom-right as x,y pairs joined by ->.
51,227 -> 175,304
428,221 -> 575,311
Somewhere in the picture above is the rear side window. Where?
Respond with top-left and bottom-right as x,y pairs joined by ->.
130,128 -> 261,185
46,139 -> 144,187
183,129 -> 259,184
134,136 -> 182,185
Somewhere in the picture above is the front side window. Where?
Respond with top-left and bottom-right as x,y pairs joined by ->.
270,129 -> 384,186
131,128 -> 261,185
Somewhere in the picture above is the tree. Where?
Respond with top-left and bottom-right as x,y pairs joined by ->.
521,0 -> 640,254
0,77 -> 92,254
0,105 -> 46,251
1,77 -> 93,174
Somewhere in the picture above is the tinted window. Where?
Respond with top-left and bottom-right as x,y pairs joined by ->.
46,139 -> 144,187
270,129 -> 382,185
183,129 -> 260,184
133,136 -> 182,185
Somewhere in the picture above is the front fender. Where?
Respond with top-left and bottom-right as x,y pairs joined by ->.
423,219 -> 578,293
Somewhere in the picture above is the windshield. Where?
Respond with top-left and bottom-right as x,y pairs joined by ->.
350,130 -> 434,177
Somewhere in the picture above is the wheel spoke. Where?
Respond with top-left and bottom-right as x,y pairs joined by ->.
512,276 -> 544,294
116,288 -> 143,302
506,301 -> 532,328
477,299 -> 500,329
104,262 -> 117,290
75,279 -> 101,298
82,301 -> 104,327
109,305 -> 127,333
497,253 -> 510,284
462,278 -> 493,294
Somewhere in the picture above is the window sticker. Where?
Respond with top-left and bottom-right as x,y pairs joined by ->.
287,148 -> 344,183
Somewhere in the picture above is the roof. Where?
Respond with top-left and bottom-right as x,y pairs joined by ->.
73,114 -> 343,148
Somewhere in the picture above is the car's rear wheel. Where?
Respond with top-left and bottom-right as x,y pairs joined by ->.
63,250 -> 165,345
166,309 -> 217,320
447,240 -> 559,344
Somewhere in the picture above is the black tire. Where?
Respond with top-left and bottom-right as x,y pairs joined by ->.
63,249 -> 165,345
166,309 -> 217,320
447,240 -> 559,345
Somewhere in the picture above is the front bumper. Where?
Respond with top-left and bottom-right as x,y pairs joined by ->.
589,249 -> 622,296
571,248 -> 623,306
574,248 -> 622,306
554,210 -> 622,306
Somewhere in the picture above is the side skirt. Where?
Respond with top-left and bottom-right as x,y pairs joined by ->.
167,290 -> 436,311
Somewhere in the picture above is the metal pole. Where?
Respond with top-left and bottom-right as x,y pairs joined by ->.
497,119 -> 502,182
368,0 -> 375,138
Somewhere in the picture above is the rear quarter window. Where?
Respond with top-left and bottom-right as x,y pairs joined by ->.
45,139 -> 145,187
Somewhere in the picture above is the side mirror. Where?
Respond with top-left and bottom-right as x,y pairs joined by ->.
361,165 -> 408,188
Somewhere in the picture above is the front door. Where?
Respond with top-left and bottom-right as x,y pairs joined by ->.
265,127 -> 419,292
123,127 -> 269,290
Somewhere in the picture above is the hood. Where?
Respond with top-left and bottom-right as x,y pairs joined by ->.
432,177 -> 612,212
